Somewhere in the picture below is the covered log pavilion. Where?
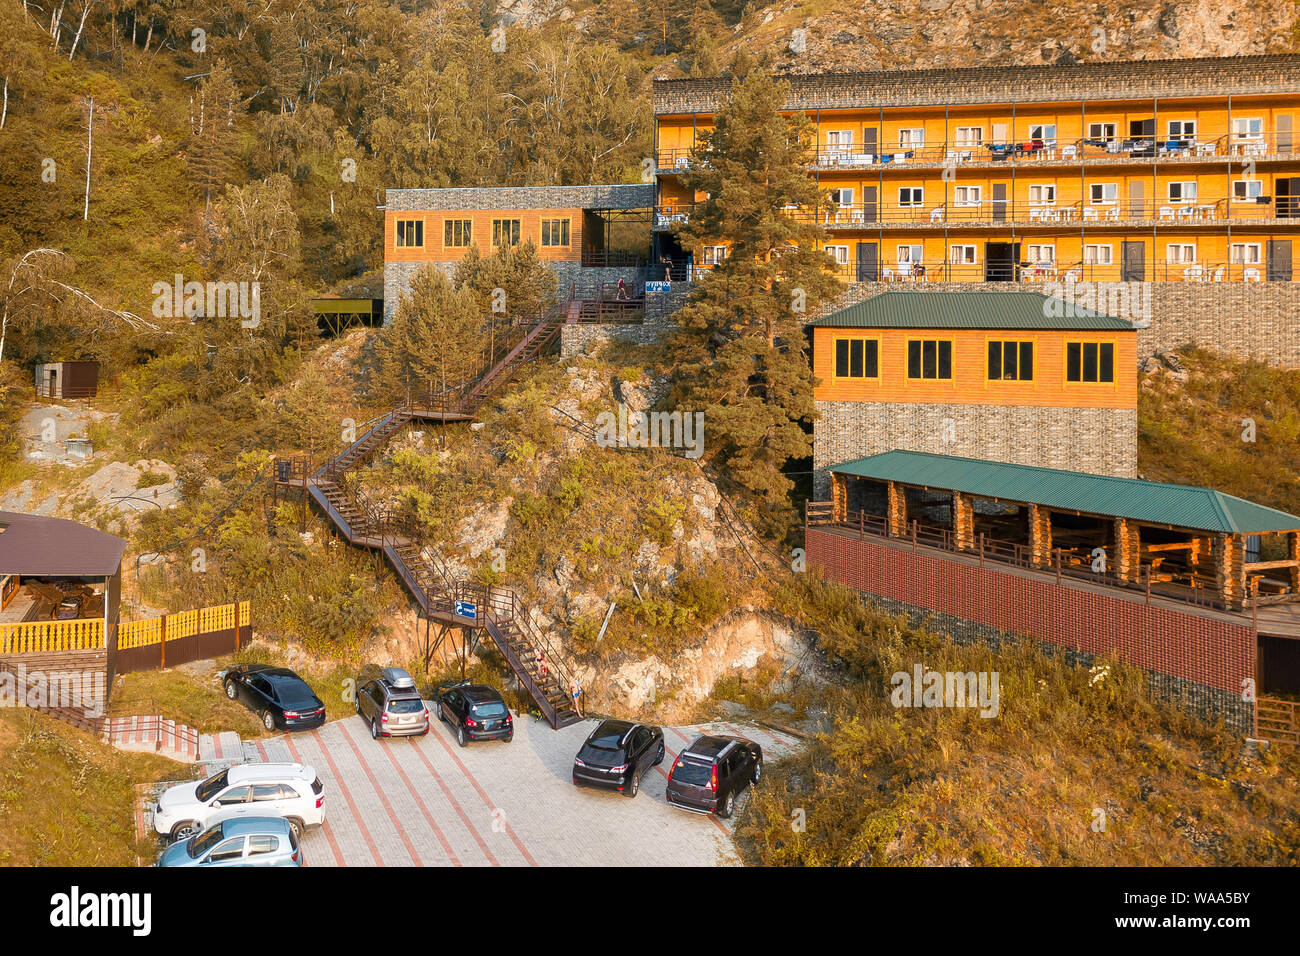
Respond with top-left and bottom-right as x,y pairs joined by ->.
813,451 -> 1300,613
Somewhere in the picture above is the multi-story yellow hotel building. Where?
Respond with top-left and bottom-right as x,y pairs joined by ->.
652,55 -> 1300,284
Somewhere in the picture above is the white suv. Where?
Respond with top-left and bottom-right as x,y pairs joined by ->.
153,763 -> 325,842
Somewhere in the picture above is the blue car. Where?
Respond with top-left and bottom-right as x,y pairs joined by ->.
156,817 -> 303,867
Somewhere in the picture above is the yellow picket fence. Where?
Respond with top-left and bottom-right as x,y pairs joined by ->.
117,600 -> 251,649
0,618 -> 104,654
3,601 -> 251,654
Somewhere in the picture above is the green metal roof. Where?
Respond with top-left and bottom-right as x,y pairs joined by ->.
828,451 -> 1300,535
809,291 -> 1136,331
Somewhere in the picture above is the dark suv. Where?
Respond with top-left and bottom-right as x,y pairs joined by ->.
435,683 -> 513,746
356,667 -> 430,739
665,734 -> 762,818
572,719 -> 664,798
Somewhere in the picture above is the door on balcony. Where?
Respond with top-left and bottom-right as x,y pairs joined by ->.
863,128 -> 877,159
1277,177 -> 1300,219
856,242 -> 879,282
992,183 -> 1008,221
1129,180 -> 1145,219
1267,240 -> 1293,281
862,185 -> 877,223
1279,116 -> 1293,153
985,241 -> 1019,281
1121,241 -> 1146,281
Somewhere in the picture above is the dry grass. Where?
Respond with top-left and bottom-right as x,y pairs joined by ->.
0,709 -> 179,866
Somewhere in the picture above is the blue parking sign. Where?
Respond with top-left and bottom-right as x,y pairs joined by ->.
455,600 -> 477,621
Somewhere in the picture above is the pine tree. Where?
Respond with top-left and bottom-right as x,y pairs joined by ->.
669,63 -> 840,535
375,265 -> 486,404
453,240 -> 558,366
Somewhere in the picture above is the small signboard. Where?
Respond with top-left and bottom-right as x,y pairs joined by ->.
455,600 -> 477,621
645,281 -> 671,294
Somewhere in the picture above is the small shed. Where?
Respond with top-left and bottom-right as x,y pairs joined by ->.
34,361 -> 100,399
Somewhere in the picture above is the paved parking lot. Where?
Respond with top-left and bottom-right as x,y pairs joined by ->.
237,711 -> 800,866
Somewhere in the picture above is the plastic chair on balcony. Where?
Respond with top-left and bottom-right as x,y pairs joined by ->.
1082,207 -> 1099,222
1028,207 -> 1042,221
1244,267 -> 1262,282
1061,144 -> 1078,160
1183,265 -> 1204,281
1065,270 -> 1080,282
850,208 -> 865,224
1159,206 -> 1176,220
882,266 -> 895,282
929,207 -> 944,223
1212,266 -> 1225,282
1105,207 -> 1121,221
1176,205 -> 1196,220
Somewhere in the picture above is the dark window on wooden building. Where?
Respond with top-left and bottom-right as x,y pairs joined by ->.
834,338 -> 880,379
907,339 -> 953,380
988,340 -> 1034,381
1066,341 -> 1115,383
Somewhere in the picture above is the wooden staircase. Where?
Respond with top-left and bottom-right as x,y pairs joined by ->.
277,301 -> 583,729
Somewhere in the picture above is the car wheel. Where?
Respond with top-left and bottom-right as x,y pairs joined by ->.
287,818 -> 304,841
457,725 -> 467,748
627,771 -> 640,798
370,718 -> 380,740
753,760 -> 763,785
505,733 -> 513,743
654,743 -> 665,766
719,790 -> 736,819
262,710 -> 277,732
170,821 -> 200,841
437,704 -> 447,723
224,680 -> 237,700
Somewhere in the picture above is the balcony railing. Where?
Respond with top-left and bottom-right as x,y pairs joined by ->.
657,132 -> 1299,172
822,258 -> 1286,283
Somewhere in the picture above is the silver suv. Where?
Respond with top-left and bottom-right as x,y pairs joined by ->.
356,667 -> 430,739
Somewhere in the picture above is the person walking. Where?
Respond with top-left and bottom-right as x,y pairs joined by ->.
570,677 -> 584,718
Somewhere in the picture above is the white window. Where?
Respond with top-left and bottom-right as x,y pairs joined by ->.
829,188 -> 855,207
1234,179 -> 1265,200
824,245 -> 850,265
1084,244 -> 1113,265
1028,184 -> 1056,204
1231,242 -> 1262,264
949,244 -> 977,264
1089,183 -> 1118,204
1165,243 -> 1197,264
1233,117 -> 1264,138
1028,123 -> 1057,143
827,130 -> 854,148
1168,120 -> 1196,138
897,244 -> 923,265
1026,244 -> 1055,264
952,185 -> 982,206
898,128 -> 925,148
1088,122 -> 1117,141
703,246 -> 728,266
954,126 -> 982,147
898,187 -> 924,207
1168,181 -> 1198,202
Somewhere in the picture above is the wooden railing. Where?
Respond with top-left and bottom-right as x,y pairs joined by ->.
1256,696 -> 1300,746
118,601 -> 251,649
0,618 -> 105,653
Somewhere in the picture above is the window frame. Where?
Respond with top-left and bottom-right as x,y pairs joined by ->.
1232,179 -> 1264,201
898,127 -> 925,148
443,218 -> 472,249
954,126 -> 983,147
949,244 -> 977,265
1165,242 -> 1197,264
831,334 -> 882,382
1230,242 -> 1262,265
395,218 -> 425,249
824,244 -> 850,266
952,185 -> 982,207
1083,243 -> 1114,266
1064,339 -> 1117,386
1025,243 -> 1055,264
1167,181 -> 1198,203
1028,184 -> 1057,205
1168,119 -> 1196,139
905,338 -> 955,382
1028,123 -> 1057,143
540,217 -> 571,248
898,186 -> 924,207
1089,182 -> 1118,205
491,218 -> 522,248
1088,122 -> 1117,142
985,338 -> 1036,384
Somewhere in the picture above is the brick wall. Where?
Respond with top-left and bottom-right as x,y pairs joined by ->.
813,399 -> 1136,497
806,526 -> 1257,733
653,55 -> 1300,114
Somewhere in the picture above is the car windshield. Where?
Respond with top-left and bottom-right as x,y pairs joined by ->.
672,760 -> 712,786
195,770 -> 229,803
388,698 -> 424,714
588,727 -> 625,749
187,824 -> 225,858
470,701 -> 507,718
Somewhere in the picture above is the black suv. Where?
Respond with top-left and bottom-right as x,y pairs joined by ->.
572,719 -> 665,798
223,664 -> 327,732
356,667 -> 430,739
665,734 -> 762,818
435,683 -> 513,746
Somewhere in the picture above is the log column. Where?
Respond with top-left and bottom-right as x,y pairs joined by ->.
1028,505 -> 1053,566
1215,534 -> 1246,607
886,481 -> 908,537
831,473 -> 847,523
952,492 -> 975,550
1290,532 -> 1300,596
1113,518 -> 1141,582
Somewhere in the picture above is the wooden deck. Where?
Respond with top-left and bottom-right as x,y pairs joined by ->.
1256,602 -> 1300,639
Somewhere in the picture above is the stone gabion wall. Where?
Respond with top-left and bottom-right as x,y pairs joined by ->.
559,286 -> 688,358
652,55 -> 1300,114
812,399 -> 1137,498
385,184 -> 655,212
814,281 -> 1300,367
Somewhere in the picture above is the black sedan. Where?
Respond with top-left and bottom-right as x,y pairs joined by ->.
435,682 -> 513,747
572,719 -> 664,798
223,664 -> 326,732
